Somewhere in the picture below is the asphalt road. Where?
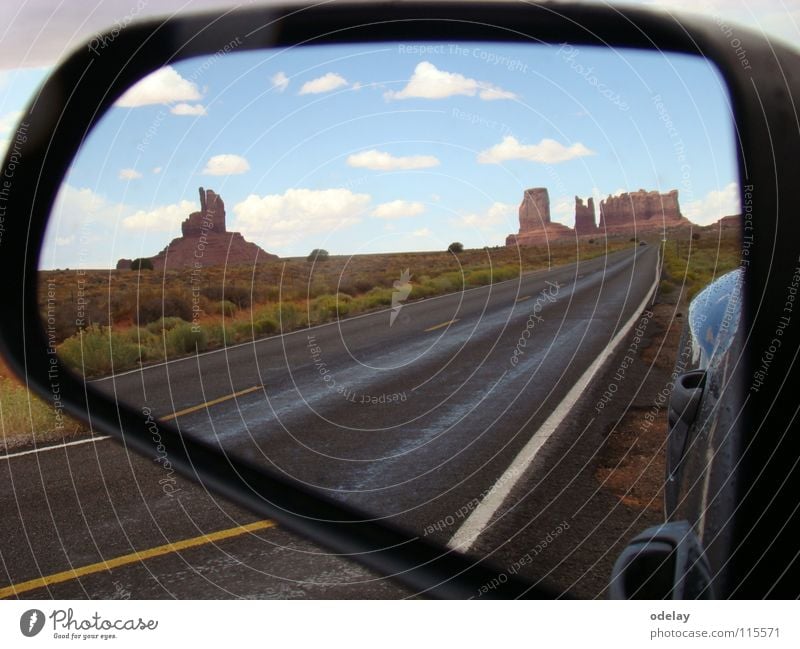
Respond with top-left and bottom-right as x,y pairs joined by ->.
1,244 -> 659,598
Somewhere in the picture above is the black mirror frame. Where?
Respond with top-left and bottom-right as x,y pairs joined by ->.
2,1 -> 799,598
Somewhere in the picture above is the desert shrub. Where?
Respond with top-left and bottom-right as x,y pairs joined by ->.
354,278 -> 374,294
467,269 -> 492,286
448,242 -> 464,253
227,320 -> 256,343
412,281 -> 439,299
492,265 -> 520,282
310,295 -> 337,323
203,323 -> 225,347
692,232 -> 701,241
263,287 -> 281,301
307,249 -> 330,262
337,280 -> 358,296
145,316 -> 187,334
274,302 -> 305,330
200,285 -> 252,309
306,282 -> 332,299
311,293 -> 352,322
224,285 -> 253,309
252,315 -> 279,336
430,272 -> 463,292
109,292 -> 136,324
58,324 -> 142,377
165,323 -> 208,355
355,288 -> 393,309
137,289 -> 193,325
47,305 -> 82,342
210,300 -> 237,317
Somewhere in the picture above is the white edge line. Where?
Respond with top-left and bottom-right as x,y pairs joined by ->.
90,249 -> 635,383
447,248 -> 660,551
0,435 -> 112,461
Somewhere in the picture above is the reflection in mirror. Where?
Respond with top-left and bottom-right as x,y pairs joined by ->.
38,42 -> 740,595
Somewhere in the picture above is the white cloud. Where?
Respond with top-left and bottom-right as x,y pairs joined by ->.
170,102 -> 207,116
40,184 -> 125,268
479,86 -> 517,101
459,202 -> 516,231
201,154 -> 250,176
372,200 -> 425,219
152,167 -> 162,174
299,72 -> 348,95
413,227 -> 432,238
347,149 -> 440,171
52,185 -> 116,226
384,61 -> 515,101
233,188 -> 370,248
122,199 -> 197,232
478,136 -> 595,164
271,71 -> 289,92
115,66 -> 202,107
551,196 -> 579,226
119,168 -> 142,180
682,182 -> 740,225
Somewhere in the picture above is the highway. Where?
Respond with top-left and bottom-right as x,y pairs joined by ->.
1,244 -> 660,598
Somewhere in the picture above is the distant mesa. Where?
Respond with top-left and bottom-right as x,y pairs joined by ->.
598,189 -> 687,234
506,187 -> 691,246
505,188 -> 572,246
116,187 -> 277,270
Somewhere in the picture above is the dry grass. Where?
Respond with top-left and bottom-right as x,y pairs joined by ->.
659,225 -> 741,302
0,357 -> 90,452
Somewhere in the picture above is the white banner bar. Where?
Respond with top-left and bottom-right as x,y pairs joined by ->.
1,600 -> 798,647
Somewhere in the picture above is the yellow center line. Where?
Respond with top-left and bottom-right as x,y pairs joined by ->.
0,520 -> 276,599
515,295 -> 532,303
161,384 -> 263,421
424,318 -> 460,332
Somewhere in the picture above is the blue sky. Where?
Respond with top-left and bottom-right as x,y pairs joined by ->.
4,41 -> 739,267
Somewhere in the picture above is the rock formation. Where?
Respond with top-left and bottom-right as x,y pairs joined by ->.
574,196 -> 597,235
505,188 -> 573,246
506,187 -> 692,247
182,187 -> 226,236
116,187 -> 277,270
598,189 -> 688,233
714,214 -> 740,230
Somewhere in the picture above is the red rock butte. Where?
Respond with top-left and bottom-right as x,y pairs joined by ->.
506,187 -> 691,246
116,187 -> 278,270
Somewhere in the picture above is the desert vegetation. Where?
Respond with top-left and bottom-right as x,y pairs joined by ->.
659,226 -> 740,301
39,238 -> 633,378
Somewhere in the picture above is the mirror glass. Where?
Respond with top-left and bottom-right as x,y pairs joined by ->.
38,42 -> 740,594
